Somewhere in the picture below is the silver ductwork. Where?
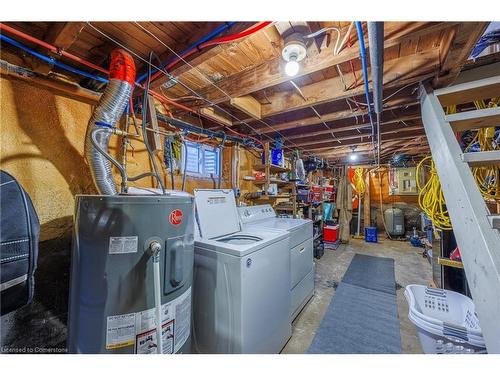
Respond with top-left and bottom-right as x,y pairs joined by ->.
85,79 -> 132,195
84,48 -> 135,195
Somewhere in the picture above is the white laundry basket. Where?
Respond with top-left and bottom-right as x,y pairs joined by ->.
404,285 -> 486,354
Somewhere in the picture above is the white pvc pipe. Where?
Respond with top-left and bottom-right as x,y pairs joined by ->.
153,257 -> 163,354
356,195 -> 362,236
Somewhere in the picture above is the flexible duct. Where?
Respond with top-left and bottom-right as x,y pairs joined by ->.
85,49 -> 136,195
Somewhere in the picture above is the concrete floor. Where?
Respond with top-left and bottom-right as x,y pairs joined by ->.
282,238 -> 433,354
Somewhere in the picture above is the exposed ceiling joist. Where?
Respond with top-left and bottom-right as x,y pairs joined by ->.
433,22 -> 489,87
231,96 -> 418,132
256,48 -> 439,118
230,95 -> 262,120
190,22 -> 456,105
283,113 -> 421,141
29,22 -> 85,75
306,129 -> 427,153
292,124 -> 423,148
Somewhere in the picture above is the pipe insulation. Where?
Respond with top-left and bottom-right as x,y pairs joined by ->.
367,22 -> 384,114
85,49 -> 136,195
367,22 -> 384,167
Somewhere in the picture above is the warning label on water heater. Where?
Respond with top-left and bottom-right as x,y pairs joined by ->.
105,287 -> 191,353
109,236 -> 138,254
106,313 -> 136,349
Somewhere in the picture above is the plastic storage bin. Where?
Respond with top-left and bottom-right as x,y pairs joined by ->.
323,224 -> 339,243
364,227 -> 378,243
404,284 -> 486,354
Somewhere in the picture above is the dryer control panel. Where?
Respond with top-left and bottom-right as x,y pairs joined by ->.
238,204 -> 276,224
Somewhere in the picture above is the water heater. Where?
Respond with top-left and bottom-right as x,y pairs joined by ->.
68,193 -> 194,353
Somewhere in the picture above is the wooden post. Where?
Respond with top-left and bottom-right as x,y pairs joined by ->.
264,142 -> 270,197
364,170 -> 371,229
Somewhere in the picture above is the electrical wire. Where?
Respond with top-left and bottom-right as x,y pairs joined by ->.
0,22 -> 267,149
148,22 -> 272,83
130,21 -> 312,155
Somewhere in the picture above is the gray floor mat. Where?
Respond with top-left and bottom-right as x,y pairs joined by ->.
307,282 -> 401,354
341,254 -> 397,295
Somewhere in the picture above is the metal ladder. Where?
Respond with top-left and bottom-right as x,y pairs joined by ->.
420,62 -> 500,353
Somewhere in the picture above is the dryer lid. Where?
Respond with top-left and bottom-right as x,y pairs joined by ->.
194,189 -> 241,239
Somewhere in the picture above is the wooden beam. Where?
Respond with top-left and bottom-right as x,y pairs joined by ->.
284,113 -> 422,141
292,124 -> 423,148
236,96 -> 418,133
150,22 -> 275,89
230,95 -> 262,120
29,22 -> 85,75
199,107 -> 233,127
308,130 -> 427,153
257,49 -> 439,118
191,22 -> 455,105
433,22 -> 489,88
45,22 -> 86,49
1,62 -> 100,105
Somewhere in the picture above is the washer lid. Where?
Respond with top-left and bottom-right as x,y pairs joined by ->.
194,189 -> 240,239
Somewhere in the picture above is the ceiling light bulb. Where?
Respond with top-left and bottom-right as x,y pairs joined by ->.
349,153 -> 358,161
285,60 -> 300,77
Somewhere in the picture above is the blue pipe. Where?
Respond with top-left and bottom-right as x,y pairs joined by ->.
0,34 -> 108,84
136,21 -> 238,83
355,22 -> 374,117
355,21 -> 376,151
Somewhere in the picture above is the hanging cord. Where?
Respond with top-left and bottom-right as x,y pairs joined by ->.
142,51 -> 166,194
167,136 -> 175,189
217,133 -> 227,189
469,98 -> 500,201
416,156 -> 452,230
181,136 -> 188,192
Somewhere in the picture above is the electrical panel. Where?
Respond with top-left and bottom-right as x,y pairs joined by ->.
389,167 -> 418,195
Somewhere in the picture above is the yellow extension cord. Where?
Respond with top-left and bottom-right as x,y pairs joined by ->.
417,97 -> 499,229
353,167 -> 366,197
468,98 -> 500,201
417,156 -> 452,230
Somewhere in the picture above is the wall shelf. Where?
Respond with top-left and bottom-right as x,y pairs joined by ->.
253,163 -> 290,174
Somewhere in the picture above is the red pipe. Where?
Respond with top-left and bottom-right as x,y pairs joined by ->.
0,22 -> 264,146
199,21 -> 272,48
0,23 -> 108,74
149,21 -> 272,82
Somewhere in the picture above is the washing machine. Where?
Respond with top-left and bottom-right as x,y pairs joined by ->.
238,204 -> 314,321
192,189 -> 291,354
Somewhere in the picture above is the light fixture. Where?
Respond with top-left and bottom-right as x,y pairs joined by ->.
282,33 -> 307,77
285,60 -> 300,77
348,146 -> 359,162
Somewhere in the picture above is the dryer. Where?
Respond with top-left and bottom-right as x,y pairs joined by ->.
238,204 -> 314,321
192,189 -> 291,353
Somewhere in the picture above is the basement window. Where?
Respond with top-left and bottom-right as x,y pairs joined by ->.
183,141 -> 220,178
